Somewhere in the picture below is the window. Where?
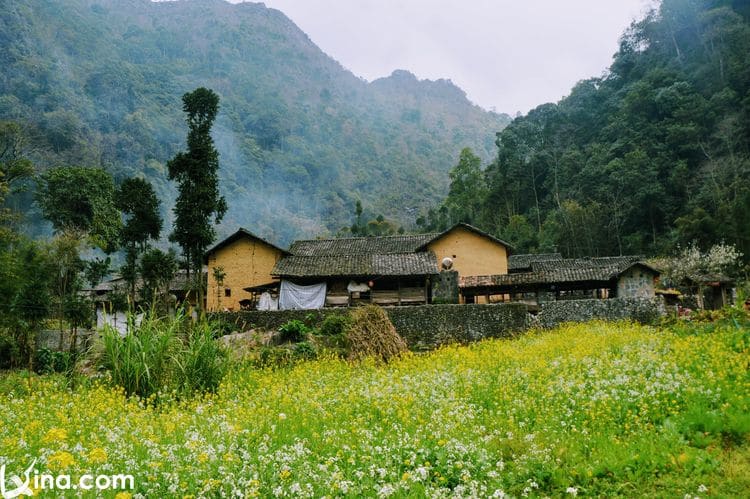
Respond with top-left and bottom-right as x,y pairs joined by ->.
224,288 -> 231,297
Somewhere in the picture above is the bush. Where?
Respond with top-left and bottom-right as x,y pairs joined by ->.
346,305 -> 408,363
293,340 -> 317,360
317,314 -> 351,337
278,319 -> 310,343
34,348 -> 73,374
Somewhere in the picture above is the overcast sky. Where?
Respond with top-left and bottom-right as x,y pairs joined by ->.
227,0 -> 652,115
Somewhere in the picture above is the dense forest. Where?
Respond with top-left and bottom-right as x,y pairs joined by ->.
0,0 -> 509,244
421,0 -> 750,259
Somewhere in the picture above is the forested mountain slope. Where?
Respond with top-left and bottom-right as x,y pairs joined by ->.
427,0 -> 750,259
0,0 -> 509,244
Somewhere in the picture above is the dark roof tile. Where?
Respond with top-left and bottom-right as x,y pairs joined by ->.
273,252 -> 438,278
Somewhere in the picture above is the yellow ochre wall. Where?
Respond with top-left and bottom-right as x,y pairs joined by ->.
426,226 -> 509,304
206,237 -> 283,311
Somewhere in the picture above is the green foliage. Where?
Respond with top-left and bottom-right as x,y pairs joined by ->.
99,312 -> 229,400
278,319 -> 311,343
317,313 -> 351,337
33,348 -> 73,375
444,148 -> 487,226
168,88 -> 226,308
422,0 -> 750,258
115,177 -> 162,299
36,166 -> 121,252
174,320 -> 229,394
346,201 -> 401,237
0,0 -> 509,244
0,332 -> 19,370
292,340 -> 317,360
256,345 -> 295,369
139,247 -> 178,310
100,314 -> 179,399
116,177 -> 162,249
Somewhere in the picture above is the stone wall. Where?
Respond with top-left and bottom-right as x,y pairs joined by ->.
536,298 -> 664,329
211,303 -> 528,350
211,298 -> 665,351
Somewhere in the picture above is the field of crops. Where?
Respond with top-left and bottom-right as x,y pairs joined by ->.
1,320 -> 749,497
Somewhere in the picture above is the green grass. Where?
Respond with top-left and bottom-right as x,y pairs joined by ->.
0,319 -> 748,497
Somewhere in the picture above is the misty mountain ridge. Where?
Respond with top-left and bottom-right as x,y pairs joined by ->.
0,0 -> 510,245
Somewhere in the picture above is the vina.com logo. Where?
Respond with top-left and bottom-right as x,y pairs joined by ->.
1,458 -> 134,498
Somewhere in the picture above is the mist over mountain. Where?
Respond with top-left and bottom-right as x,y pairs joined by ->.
0,0 -> 509,245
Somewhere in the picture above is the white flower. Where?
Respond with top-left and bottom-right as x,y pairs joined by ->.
492,490 -> 507,498
278,413 -> 287,420
698,484 -> 708,493
566,487 -> 578,496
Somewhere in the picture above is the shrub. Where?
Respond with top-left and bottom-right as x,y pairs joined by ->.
317,314 -> 351,337
345,305 -> 408,363
278,319 -> 310,343
34,348 -> 73,374
293,340 -> 317,360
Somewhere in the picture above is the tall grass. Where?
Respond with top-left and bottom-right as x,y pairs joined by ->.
99,311 -> 228,400
174,320 -> 228,394
100,314 -> 179,399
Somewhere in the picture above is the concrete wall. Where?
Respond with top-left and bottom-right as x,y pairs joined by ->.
206,236 -> 284,312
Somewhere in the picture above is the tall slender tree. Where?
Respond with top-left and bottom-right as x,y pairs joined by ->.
115,177 -> 162,301
168,88 -> 227,311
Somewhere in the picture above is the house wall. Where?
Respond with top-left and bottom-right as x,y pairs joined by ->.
426,226 -> 508,303
206,237 -> 284,311
616,267 -> 656,298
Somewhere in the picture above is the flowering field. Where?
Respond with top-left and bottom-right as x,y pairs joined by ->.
1,320 -> 749,498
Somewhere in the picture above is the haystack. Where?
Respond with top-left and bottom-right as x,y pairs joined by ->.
346,305 -> 408,363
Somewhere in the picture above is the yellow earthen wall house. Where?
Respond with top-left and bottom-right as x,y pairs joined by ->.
424,224 -> 510,303
205,229 -> 287,311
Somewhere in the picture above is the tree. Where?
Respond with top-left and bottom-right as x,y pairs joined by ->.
115,177 -> 162,300
444,148 -> 487,226
0,122 -> 34,240
168,88 -> 227,312
140,248 -> 178,312
36,166 -> 122,253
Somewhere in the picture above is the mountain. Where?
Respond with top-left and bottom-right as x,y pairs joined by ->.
0,0 -> 510,245
423,0 -> 750,259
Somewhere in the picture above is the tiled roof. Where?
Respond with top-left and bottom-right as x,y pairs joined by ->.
289,234 -> 437,256
530,255 -> 643,272
461,261 -> 658,290
273,252 -> 439,278
508,253 -> 562,271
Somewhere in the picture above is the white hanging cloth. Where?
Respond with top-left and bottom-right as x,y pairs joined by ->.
279,280 -> 327,310
257,291 -> 279,310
